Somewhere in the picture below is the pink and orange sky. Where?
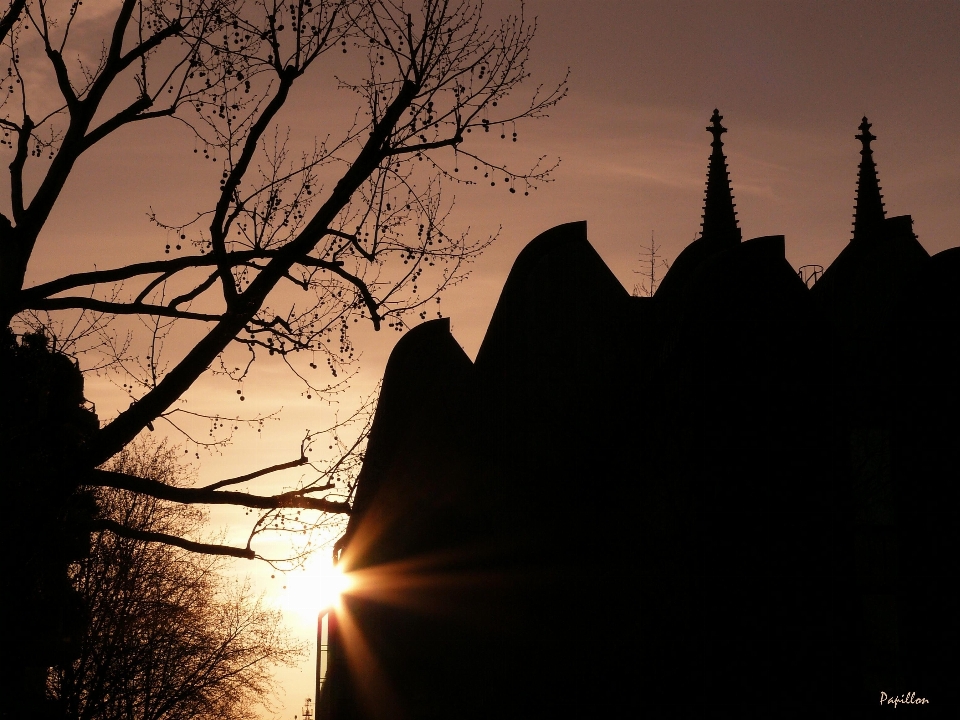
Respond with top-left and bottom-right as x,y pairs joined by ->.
16,1 -> 960,717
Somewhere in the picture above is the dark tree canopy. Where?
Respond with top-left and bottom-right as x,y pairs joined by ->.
2,329 -> 100,718
50,439 -> 304,720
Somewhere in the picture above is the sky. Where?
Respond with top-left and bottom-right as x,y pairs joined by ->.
12,1 -> 960,717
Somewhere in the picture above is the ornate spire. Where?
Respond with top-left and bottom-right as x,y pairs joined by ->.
700,109 -> 742,246
852,116 -> 886,241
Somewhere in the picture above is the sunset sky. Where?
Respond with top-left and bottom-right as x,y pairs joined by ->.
15,1 -> 960,717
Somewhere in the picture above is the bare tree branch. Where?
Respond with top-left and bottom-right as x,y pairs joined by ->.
0,0 -> 26,46
200,455 -> 310,491
87,469 -> 352,515
30,297 -> 223,322
19,251 -> 335,302
93,517 -> 256,559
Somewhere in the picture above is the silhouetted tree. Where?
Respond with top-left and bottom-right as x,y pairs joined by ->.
0,0 -> 563,715
1,0 -> 562,541
50,438 -> 304,720
631,230 -> 670,297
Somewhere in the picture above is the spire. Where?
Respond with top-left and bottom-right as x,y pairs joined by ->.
852,116 -> 886,241
700,109 -> 742,246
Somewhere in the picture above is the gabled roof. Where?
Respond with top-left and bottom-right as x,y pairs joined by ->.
473,221 -> 629,376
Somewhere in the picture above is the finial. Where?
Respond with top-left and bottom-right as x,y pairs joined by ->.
707,109 -> 727,146
855,116 -> 876,152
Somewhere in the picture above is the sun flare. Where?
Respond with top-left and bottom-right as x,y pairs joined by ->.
278,559 -> 354,626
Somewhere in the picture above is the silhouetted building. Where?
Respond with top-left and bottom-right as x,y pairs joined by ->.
318,114 -> 959,718
809,118 -> 958,707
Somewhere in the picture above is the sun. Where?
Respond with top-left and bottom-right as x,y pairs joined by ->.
279,558 -> 354,626
316,562 -> 354,610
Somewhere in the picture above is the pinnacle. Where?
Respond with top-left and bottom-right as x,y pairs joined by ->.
700,109 -> 741,245
852,116 -> 885,242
